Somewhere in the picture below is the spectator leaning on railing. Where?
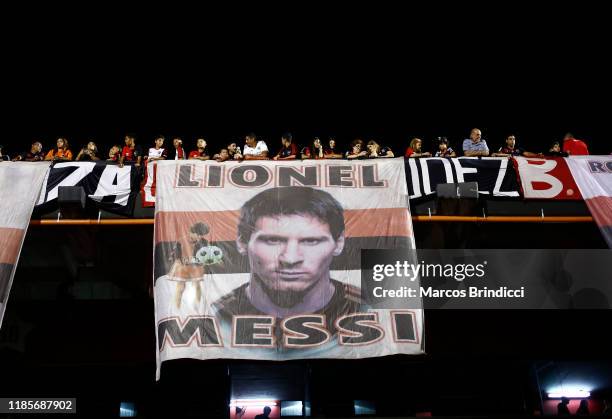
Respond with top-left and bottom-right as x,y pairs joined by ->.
434,137 -> 456,157
107,145 -> 121,162
147,136 -> 167,161
215,148 -> 231,162
12,141 -> 45,161
543,141 -> 568,157
366,140 -> 394,158
302,137 -> 325,160
76,141 -> 100,161
119,135 -> 142,167
45,138 -> 73,161
324,137 -> 343,159
405,137 -> 431,158
345,139 -> 368,159
236,133 -> 269,160
562,132 -> 589,156
273,132 -> 298,160
462,128 -> 489,157
491,135 -> 542,158
0,145 -> 9,161
189,138 -> 210,161
167,137 -> 187,160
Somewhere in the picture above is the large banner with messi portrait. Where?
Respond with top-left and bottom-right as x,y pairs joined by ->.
153,159 -> 424,378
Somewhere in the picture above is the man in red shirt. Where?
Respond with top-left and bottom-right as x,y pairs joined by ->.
188,138 -> 210,160
272,133 -> 298,160
119,135 -> 142,167
562,133 -> 589,156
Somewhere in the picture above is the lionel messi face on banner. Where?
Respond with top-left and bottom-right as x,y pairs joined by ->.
212,187 -> 357,322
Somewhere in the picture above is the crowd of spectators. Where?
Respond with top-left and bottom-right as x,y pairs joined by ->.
0,129 -> 595,165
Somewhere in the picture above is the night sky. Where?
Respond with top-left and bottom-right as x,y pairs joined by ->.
3,13 -> 610,158
2,11 -> 612,417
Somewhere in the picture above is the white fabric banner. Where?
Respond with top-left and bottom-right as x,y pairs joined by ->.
0,162 -> 50,328
566,156 -> 612,248
153,159 -> 424,379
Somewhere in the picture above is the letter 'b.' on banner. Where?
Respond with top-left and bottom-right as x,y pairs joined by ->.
153,159 -> 424,379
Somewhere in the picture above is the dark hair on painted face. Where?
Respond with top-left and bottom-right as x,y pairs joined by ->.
237,186 -> 345,244
281,132 -> 292,142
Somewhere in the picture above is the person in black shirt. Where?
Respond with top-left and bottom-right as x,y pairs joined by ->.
76,141 -> 100,161
119,135 -> 142,167
167,137 -> 187,160
434,137 -> 456,157
324,137 -> 343,159
12,141 -> 45,162
0,145 -> 9,161
345,139 -> 368,159
254,406 -> 271,419
301,137 -> 325,159
107,145 -> 121,162
492,135 -> 542,157
576,399 -> 589,416
273,132 -> 298,160
557,397 -> 571,416
366,140 -> 394,158
543,141 -> 569,157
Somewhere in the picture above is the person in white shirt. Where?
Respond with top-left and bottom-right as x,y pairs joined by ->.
235,133 -> 269,160
148,136 -> 167,161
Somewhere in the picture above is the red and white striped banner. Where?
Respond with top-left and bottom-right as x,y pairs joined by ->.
0,162 -> 50,328
565,156 -> 612,247
153,159 -> 424,378
514,157 -> 582,200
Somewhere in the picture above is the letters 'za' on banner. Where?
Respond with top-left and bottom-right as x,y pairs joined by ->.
0,162 -> 50,328
566,156 -> 612,248
514,157 -> 582,200
153,159 -> 424,378
36,161 -> 141,215
405,157 -> 520,199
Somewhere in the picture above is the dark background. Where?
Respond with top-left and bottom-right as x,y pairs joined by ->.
1,223 -> 611,418
2,6 -> 612,418
2,6 -> 611,157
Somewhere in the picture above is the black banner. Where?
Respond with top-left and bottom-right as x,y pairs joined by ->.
35,162 -> 140,215
404,157 -> 520,199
